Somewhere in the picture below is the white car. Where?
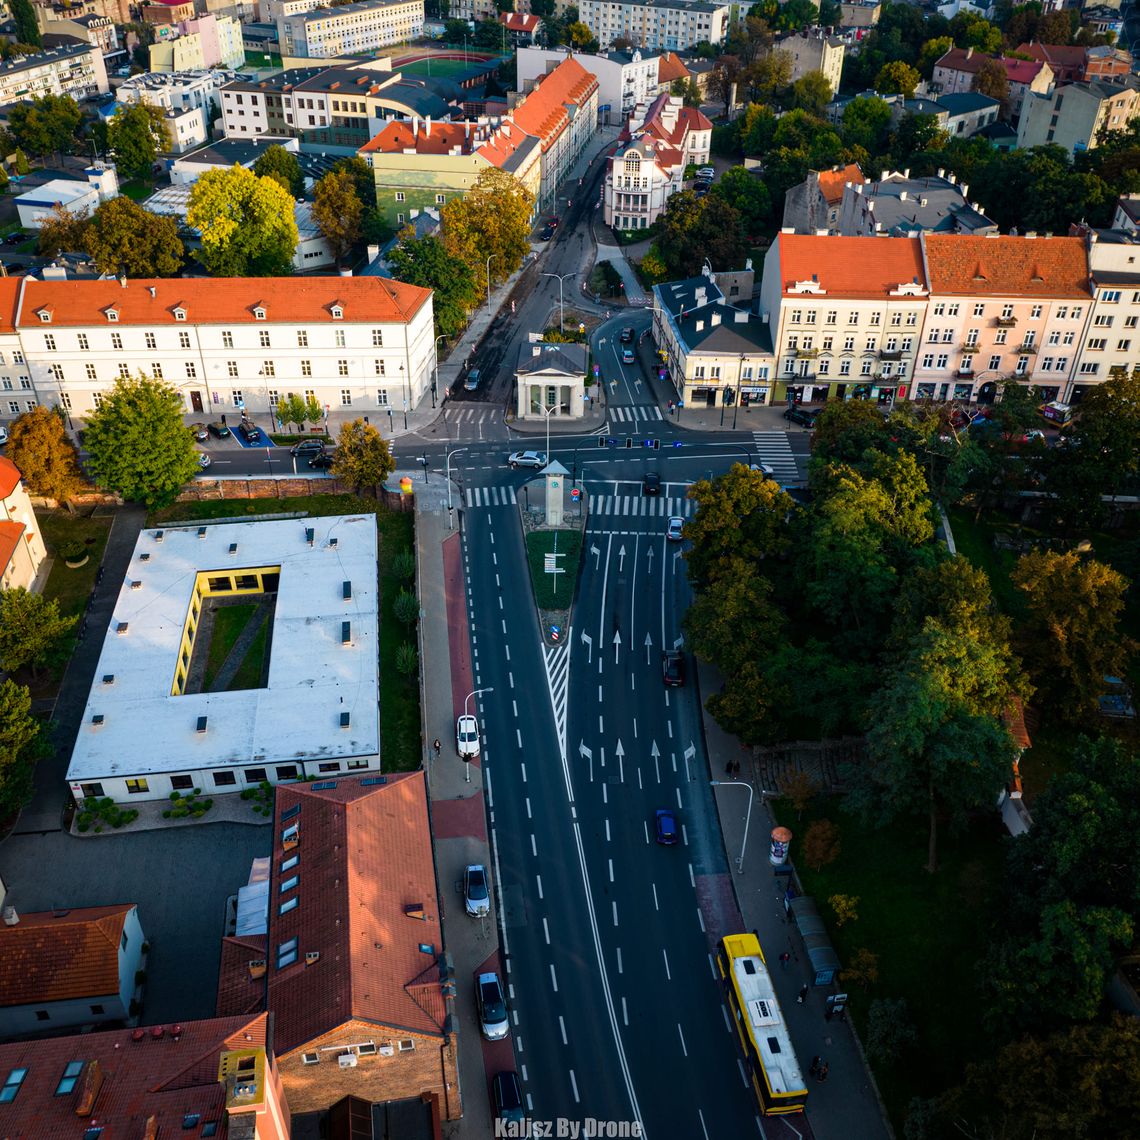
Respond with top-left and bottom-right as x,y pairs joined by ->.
0,425 -> 8,446
749,462 -> 775,478
666,516 -> 684,542
457,713 -> 480,757
196,451 -> 212,470
508,450 -> 547,470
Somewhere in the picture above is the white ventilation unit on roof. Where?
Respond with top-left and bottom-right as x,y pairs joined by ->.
338,1053 -> 358,1069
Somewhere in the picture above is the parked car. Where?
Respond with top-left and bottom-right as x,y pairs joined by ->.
508,449 -> 547,470
492,1071 -> 526,1124
456,713 -> 480,757
477,972 -> 509,1040
662,650 -> 685,687
540,225 -> 554,241
208,421 -> 230,438
464,864 -> 490,917
196,452 -> 212,470
697,166 -> 716,179
189,422 -> 209,441
3,232 -> 24,246
642,471 -> 661,495
783,405 -> 819,428
547,217 -> 560,229
621,347 -> 635,364
0,425 -> 8,446
238,420 -> 264,444
749,462 -> 776,478
290,438 -> 325,457
655,808 -> 679,845
620,326 -> 634,343
464,368 -> 482,391
309,452 -> 335,470
666,516 -> 684,542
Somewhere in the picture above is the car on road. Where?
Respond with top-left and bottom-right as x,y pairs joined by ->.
465,864 -> 490,918
666,516 -> 684,542
642,471 -> 661,495
196,452 -> 212,470
457,713 -> 481,757
238,420 -> 265,444
189,422 -> 209,441
697,166 -> 716,179
540,225 -> 554,241
655,808 -> 679,845
309,452 -> 335,470
783,405 -> 820,428
547,217 -> 559,229
662,650 -> 685,687
620,326 -> 634,343
3,232 -> 25,246
464,368 -> 482,391
621,347 -> 635,364
477,972 -> 509,1040
0,425 -> 8,446
508,449 -> 547,470
694,185 -> 709,197
290,438 -> 325,457
749,462 -> 776,478
492,1071 -> 525,1124
208,421 -> 230,438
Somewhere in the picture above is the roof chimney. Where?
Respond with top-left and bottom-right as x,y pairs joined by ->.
966,47 -> 974,59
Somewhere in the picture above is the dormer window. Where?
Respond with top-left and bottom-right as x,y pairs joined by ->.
330,305 -> 344,320
253,306 -> 266,321
37,309 -> 51,323
173,306 -> 187,321
105,308 -> 119,322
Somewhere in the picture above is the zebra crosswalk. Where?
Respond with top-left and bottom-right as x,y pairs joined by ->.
752,430 -> 799,481
464,485 -> 518,507
589,495 -> 695,518
448,408 -> 500,426
609,405 -> 664,423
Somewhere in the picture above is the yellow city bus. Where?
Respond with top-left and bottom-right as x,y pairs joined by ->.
717,933 -> 809,1116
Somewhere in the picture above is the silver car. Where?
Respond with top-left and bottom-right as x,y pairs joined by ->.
477,972 -> 509,1040
508,450 -> 548,470
464,864 -> 490,917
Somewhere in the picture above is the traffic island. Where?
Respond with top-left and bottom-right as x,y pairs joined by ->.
518,461 -> 586,646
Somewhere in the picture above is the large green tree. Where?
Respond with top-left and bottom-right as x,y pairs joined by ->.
252,144 -> 304,197
312,168 -> 364,266
107,103 -> 170,181
5,406 -> 85,510
387,233 -> 480,338
441,167 -> 534,287
7,94 -> 81,161
0,679 -> 42,822
10,0 -> 41,46
83,375 -> 202,508
709,166 -> 771,241
0,588 -> 77,678
36,204 -> 90,258
85,197 -> 183,278
874,60 -> 920,98
187,165 -> 299,277
330,418 -> 395,495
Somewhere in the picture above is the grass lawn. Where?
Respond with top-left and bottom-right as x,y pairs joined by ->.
119,180 -> 154,202
778,798 -> 1006,1127
525,529 -> 582,610
399,57 -> 478,77
37,510 -> 112,622
149,494 -> 423,772
203,603 -> 257,691
946,506 -> 1025,619
227,615 -> 270,692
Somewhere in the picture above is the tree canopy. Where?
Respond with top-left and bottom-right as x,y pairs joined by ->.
0,588 -> 77,678
387,233 -> 480,338
312,168 -> 365,266
0,679 -> 42,822
187,165 -> 299,277
85,197 -> 183,278
83,375 -> 202,508
6,94 -> 78,160
330,418 -> 395,495
107,103 -> 170,181
5,406 -> 86,508
252,144 -> 305,197
441,167 -> 534,287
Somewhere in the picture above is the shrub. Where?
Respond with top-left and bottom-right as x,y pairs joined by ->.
393,548 -> 416,582
802,818 -> 841,871
829,893 -> 860,927
393,588 -> 419,626
396,642 -> 419,675
866,997 -> 917,1065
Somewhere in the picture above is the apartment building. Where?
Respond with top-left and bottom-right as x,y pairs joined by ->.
12,276 -> 435,424
1075,231 -> 1140,403
149,14 -> 246,72
0,454 -> 47,593
838,0 -> 881,27
117,69 -> 243,152
574,0 -> 731,53
517,45 -> 661,124
0,41 -> 109,108
39,12 -> 121,57
283,0 -> 424,60
141,0 -> 197,23
914,233 -> 1092,404
779,28 -> 846,97
781,163 -> 865,233
360,115 -> 541,228
264,0 -> 326,56
758,233 -> 930,406
1017,78 -> 1140,154
511,56 -> 599,213
837,170 -> 996,237
932,47 -> 1054,118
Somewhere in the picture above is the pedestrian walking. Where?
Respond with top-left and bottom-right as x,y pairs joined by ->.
725,761 -> 733,775
817,1063 -> 829,1082
797,985 -> 808,1004
779,951 -> 790,970
808,1056 -> 820,1076
432,738 -> 441,758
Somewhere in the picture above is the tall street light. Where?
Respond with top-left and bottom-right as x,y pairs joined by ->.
464,687 -> 493,717
543,271 -> 576,333
432,333 -> 447,409
710,779 -> 754,874
400,363 -> 408,430
486,253 -> 498,315
446,446 -> 467,522
537,400 -> 557,463
733,353 -> 747,431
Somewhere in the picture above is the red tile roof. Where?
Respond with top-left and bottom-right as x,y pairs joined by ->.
776,234 -> 927,298
0,1013 -> 271,1137
0,455 -> 22,499
218,772 -> 446,1056
657,52 -> 689,84
512,57 -> 598,152
936,47 -> 1049,85
924,234 -> 1092,297
1015,42 -> 1086,71
360,119 -> 476,156
477,119 -> 539,169
816,163 -> 864,206
0,520 -> 25,577
498,11 -> 540,31
0,905 -> 132,1007
16,276 -> 431,329
214,933 -> 267,1018
0,277 -> 19,333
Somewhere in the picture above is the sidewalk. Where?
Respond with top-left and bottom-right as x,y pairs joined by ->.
700,662 -> 894,1140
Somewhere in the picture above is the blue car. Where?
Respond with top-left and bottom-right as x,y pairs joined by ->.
655,808 -> 679,845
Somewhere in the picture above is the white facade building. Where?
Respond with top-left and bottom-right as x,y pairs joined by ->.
14,165 -> 120,230
575,0 -> 730,52
116,70 -> 243,153
0,42 -> 109,107
67,516 -> 381,804
517,45 -> 661,125
282,0 -> 424,59
13,276 -> 435,425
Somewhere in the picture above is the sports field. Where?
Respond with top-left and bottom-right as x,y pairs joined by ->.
396,55 -> 489,77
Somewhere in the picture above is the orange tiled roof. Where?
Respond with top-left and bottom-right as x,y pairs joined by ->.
816,163 -> 864,206
657,52 -> 689,84
0,520 -> 24,575
0,277 -> 19,333
924,234 -> 1092,297
512,57 -> 598,152
221,772 -> 446,1056
360,119 -> 475,156
477,119 -> 539,169
0,1013 -> 269,1135
214,933 -> 267,1018
499,11 -> 540,31
935,47 -> 1048,86
0,905 -> 132,1007
777,234 -> 927,298
0,455 -> 22,499
16,276 -> 431,328
1015,42 -> 1086,70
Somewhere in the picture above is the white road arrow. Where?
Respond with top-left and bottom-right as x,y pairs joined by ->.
618,544 -> 626,572
647,546 -> 655,572
590,543 -> 600,569
581,630 -> 593,664
613,628 -> 622,664
684,741 -> 697,783
644,631 -> 653,664
615,739 -> 625,784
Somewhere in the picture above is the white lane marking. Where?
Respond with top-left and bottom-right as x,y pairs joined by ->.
612,900 -> 619,926
550,963 -> 559,992
536,874 -> 544,899
697,907 -> 706,933
513,699 -> 518,716
560,1015 -> 569,1045
698,1108 -> 709,1140
722,1006 -> 732,1034
608,858 -> 614,883
689,864 -> 696,888
682,823 -> 689,846
521,763 -> 527,783
531,834 -> 537,857
676,786 -> 683,808
505,644 -> 511,661
543,916 -> 550,944
525,797 -> 532,819
678,1024 -> 687,1057
617,947 -> 623,974
652,883 -> 659,911
606,819 -> 611,842
570,1070 -> 580,1104
663,949 -> 671,980
622,996 -> 629,1025
737,1059 -> 748,1087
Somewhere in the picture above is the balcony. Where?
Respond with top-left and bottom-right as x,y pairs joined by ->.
878,349 -> 902,361
959,342 -> 980,352
994,315 -> 1018,328
1016,343 -> 1038,354
794,347 -> 819,358
956,367 -> 975,378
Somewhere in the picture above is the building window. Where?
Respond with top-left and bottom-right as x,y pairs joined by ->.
118,363 -> 130,379
126,778 -> 149,794
228,361 -> 239,378
395,192 -> 405,202
85,363 -> 97,380
839,360 -> 851,375
297,330 -> 308,347
179,331 -> 191,348
223,331 -> 234,348
213,771 -> 237,787
55,1061 -> 85,1096
989,355 -> 1002,371
145,333 -> 156,350
280,874 -> 299,893
301,360 -> 312,376
259,330 -> 271,347
186,362 -> 197,379
1100,290 -> 1121,303
45,334 -> 56,351
276,937 -> 299,969
111,333 -> 122,350
276,765 -> 298,780
302,1052 -> 319,1065
171,774 -> 193,790
1,1069 -> 28,1102
92,393 -> 104,410
151,363 -> 163,379
262,361 -> 275,378
77,333 -> 89,350
1079,362 -> 1099,374
90,1003 -> 104,1015
335,329 -> 346,347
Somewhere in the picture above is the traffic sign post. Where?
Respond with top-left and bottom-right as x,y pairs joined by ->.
550,623 -> 561,643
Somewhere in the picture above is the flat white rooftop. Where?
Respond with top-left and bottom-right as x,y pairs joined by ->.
67,515 -> 379,783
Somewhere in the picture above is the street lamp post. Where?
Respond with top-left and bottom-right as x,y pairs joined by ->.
542,271 -> 576,333
400,364 -> 408,430
464,687 -> 493,717
733,353 -> 746,431
432,334 -> 447,409
710,779 -> 754,874
486,253 -> 498,315
537,400 -> 557,462
446,447 -> 468,520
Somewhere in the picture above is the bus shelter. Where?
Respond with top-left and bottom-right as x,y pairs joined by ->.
789,896 -> 842,986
